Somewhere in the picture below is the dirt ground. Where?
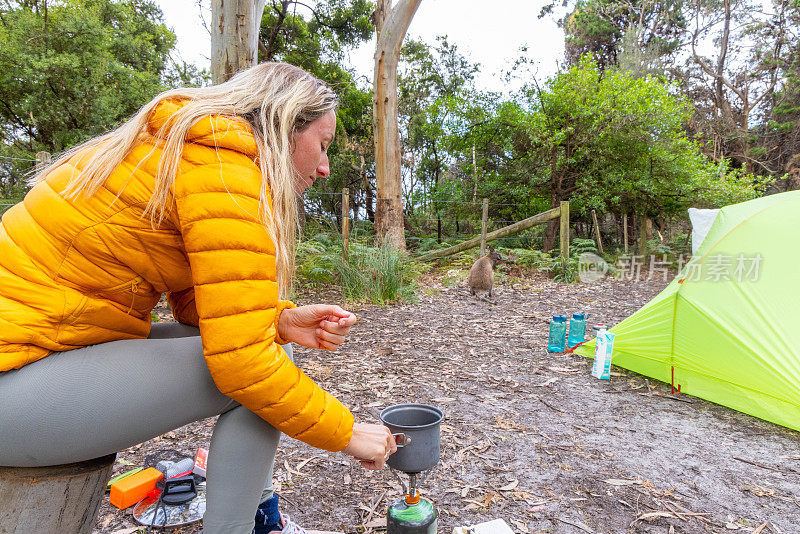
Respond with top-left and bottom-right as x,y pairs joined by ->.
94,269 -> 800,534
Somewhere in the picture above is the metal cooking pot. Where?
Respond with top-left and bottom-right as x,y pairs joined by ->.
380,403 -> 443,474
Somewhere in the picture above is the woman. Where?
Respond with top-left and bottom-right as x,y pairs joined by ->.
0,62 -> 396,533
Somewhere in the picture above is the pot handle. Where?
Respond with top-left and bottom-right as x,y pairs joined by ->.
393,433 -> 411,447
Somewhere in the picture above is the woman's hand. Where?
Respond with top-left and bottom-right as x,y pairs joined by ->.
342,422 -> 397,470
277,304 -> 357,351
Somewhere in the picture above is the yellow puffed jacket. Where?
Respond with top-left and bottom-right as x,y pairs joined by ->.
0,100 -> 354,451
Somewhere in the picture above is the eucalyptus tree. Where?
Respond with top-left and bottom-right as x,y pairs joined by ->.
548,0 -> 800,184
252,0 -> 377,228
395,36 -> 480,239
0,0 -> 178,197
469,58 -> 764,251
372,0 -> 422,250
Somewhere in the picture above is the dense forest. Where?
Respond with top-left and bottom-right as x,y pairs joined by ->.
1,0 -> 797,256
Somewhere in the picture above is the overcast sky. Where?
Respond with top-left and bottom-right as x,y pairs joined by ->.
157,0 -> 567,94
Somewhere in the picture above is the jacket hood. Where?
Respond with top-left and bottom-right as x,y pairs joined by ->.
147,99 -> 258,158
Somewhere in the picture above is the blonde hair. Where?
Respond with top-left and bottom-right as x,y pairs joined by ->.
29,62 -> 337,297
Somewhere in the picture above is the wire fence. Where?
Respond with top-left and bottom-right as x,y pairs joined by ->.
1,153 -> 47,215
307,191 -> 528,209
2,154 -> 553,251
0,155 -> 37,162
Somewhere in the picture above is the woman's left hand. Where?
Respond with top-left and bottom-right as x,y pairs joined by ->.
277,304 -> 357,350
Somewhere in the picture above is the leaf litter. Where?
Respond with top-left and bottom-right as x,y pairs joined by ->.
96,272 -> 800,533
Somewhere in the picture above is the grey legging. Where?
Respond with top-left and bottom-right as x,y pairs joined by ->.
0,322 -> 287,534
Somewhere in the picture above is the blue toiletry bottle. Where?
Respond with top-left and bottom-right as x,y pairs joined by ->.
567,313 -> 587,348
547,315 -> 567,352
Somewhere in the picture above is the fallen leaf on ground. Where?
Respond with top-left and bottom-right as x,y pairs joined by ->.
533,377 -> 559,387
512,519 -> 530,533
547,366 -> 579,374
635,511 -> 677,522
740,484 -> 776,497
295,455 -> 318,471
603,478 -> 642,486
557,517 -> 594,532
498,479 -> 519,491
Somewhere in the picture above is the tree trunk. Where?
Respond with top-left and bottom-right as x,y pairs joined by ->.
373,0 -> 422,250
543,185 -> 559,252
211,0 -> 268,84
0,455 -> 115,534
297,197 -> 307,230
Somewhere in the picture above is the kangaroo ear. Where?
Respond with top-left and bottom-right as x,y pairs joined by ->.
488,246 -> 495,253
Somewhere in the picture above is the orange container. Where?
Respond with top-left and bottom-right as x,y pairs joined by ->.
109,467 -> 163,509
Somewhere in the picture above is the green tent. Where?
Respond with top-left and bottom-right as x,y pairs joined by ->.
576,191 -> 800,431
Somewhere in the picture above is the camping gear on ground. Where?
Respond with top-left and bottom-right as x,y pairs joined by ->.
133,480 -> 206,528
380,404 -> 442,473
109,467 -> 163,509
156,458 -> 194,479
547,315 -> 567,352
380,403 -> 443,534
576,191 -> 800,431
567,313 -> 587,348
106,467 -> 144,491
688,207 -> 720,255
591,327 -> 615,380
591,323 -> 605,335
158,475 -> 197,505
387,495 -> 437,534
193,447 -> 208,477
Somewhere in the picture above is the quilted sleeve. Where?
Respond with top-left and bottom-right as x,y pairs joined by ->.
273,299 -> 297,345
167,288 -> 200,326
172,165 -> 354,452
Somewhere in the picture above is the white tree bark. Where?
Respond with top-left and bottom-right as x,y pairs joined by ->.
211,0 -> 268,84
373,0 -> 422,250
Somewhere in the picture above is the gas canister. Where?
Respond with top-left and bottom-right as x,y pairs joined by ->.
387,491 -> 437,534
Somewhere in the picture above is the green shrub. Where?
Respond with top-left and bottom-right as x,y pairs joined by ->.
297,235 -> 340,286
549,256 -> 579,283
570,238 -> 598,256
501,248 -> 554,271
416,237 -> 444,253
668,232 -> 691,257
441,268 -> 467,288
337,240 -> 418,304
296,233 -> 418,304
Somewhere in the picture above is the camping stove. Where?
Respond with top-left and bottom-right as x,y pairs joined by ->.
380,404 -> 444,534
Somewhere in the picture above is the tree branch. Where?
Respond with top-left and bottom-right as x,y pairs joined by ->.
690,5 -> 745,103
0,97 -> 39,142
264,0 -> 289,60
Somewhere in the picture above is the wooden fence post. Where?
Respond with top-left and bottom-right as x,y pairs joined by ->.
472,143 -> 478,203
35,151 -> 51,172
480,198 -> 488,257
417,207 -> 560,261
341,188 -> 349,259
559,201 -> 570,260
623,213 -> 629,254
591,209 -> 604,255
639,215 -> 649,257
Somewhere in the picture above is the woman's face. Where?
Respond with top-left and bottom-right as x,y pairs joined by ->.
291,110 -> 336,195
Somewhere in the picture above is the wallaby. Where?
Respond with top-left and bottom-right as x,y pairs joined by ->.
468,246 -> 502,298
